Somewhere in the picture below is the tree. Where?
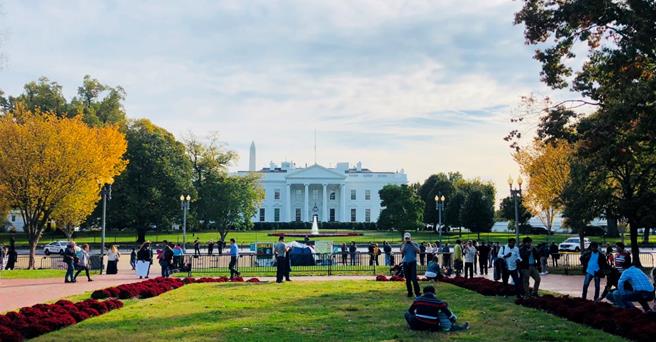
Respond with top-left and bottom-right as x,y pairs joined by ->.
514,140 -> 572,234
1,77 -> 70,117
444,191 -> 465,229
514,0 -> 656,265
184,133 -> 237,190
417,173 -> 457,226
460,190 -> 495,239
377,185 -> 423,230
0,104 -> 127,268
499,196 -> 532,231
109,119 -> 194,243
197,172 -> 264,245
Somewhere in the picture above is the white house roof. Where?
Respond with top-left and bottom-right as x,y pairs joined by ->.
285,164 -> 347,180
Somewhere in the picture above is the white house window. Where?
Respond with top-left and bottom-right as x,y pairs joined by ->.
329,208 -> 336,222
274,190 -> 280,200
351,208 -> 356,222
295,189 -> 302,201
365,190 -> 371,200
259,208 -> 265,222
329,191 -> 336,200
350,189 -> 356,200
274,208 -> 280,222
312,189 -> 319,202
365,209 -> 371,222
295,208 -> 301,222
11,214 -> 16,222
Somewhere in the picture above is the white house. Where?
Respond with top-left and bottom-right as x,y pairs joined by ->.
236,142 -> 407,223
3,209 -> 25,232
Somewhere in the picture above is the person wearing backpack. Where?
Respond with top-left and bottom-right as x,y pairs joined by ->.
63,241 -> 78,283
580,242 -> 608,301
73,244 -> 93,282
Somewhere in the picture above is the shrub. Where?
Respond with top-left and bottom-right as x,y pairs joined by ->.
375,275 -> 388,281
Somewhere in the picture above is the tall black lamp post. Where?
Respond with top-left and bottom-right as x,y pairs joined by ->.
100,183 -> 111,275
508,176 -> 523,242
434,194 -> 445,241
180,194 -> 191,252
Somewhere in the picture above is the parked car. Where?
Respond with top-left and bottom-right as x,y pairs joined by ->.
558,237 -> 591,252
43,241 -> 68,255
529,227 -> 554,235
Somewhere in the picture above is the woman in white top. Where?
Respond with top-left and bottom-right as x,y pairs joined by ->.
106,245 -> 120,274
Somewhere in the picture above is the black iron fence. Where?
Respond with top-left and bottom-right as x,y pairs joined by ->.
3,255 -> 103,271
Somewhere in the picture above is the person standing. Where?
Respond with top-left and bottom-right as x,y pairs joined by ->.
580,242 -> 607,301
341,243 -> 348,265
453,240 -> 463,277
538,243 -> 549,275
129,248 -> 137,271
63,241 -> 78,283
283,242 -> 292,281
477,242 -> 490,276
160,242 -> 174,278
498,238 -> 522,298
349,242 -> 357,266
383,241 -> 392,266
549,242 -> 559,268
613,242 -> 632,273
419,242 -> 426,266
136,242 -> 152,279
463,241 -> 477,279
368,242 -> 375,266
426,242 -> 434,266
0,244 -> 6,271
106,245 -> 120,275
401,232 -> 421,298
229,238 -> 241,279
373,243 -> 381,266
193,238 -> 201,256
208,240 -> 215,256
73,244 -> 93,282
441,243 -> 451,272
518,237 -> 541,297
274,236 -> 288,283
173,244 -> 184,270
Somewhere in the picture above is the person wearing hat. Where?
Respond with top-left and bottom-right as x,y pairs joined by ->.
401,232 -> 421,297
405,285 -> 470,332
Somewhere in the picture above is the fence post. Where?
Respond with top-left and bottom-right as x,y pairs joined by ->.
328,254 -> 332,276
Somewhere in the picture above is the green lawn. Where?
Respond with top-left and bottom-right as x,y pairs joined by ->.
36,280 -> 624,342
2,229 -> 624,248
0,269 -> 67,279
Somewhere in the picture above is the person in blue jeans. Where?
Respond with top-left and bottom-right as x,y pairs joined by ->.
229,238 -> 241,278
63,241 -> 78,283
401,232 -> 421,297
580,242 -> 607,301
608,259 -> 655,311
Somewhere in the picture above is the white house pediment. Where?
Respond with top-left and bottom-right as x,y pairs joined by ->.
286,164 -> 346,180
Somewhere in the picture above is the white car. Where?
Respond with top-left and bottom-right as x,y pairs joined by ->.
43,241 -> 68,255
558,237 -> 591,252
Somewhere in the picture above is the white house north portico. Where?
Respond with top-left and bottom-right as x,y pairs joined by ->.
236,143 -> 407,223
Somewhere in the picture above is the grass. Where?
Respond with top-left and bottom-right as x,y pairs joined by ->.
0,269 -> 67,279
1,229 -> 625,248
36,280 -> 625,342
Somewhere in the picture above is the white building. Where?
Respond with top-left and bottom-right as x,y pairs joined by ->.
237,143 -> 407,223
3,209 -> 25,232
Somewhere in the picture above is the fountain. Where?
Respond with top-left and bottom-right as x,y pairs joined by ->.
311,215 -> 320,235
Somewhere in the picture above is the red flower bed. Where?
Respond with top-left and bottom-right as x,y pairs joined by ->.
517,295 -> 656,341
443,276 -> 656,341
442,277 -> 517,296
389,275 -> 404,282
376,275 -> 389,281
0,298 -> 123,341
245,277 -> 260,283
91,277 -> 184,300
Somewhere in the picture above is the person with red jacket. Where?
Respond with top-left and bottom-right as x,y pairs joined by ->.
405,285 -> 469,332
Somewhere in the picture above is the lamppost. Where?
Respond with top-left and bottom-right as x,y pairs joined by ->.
100,183 -> 111,275
180,194 -> 191,252
434,194 -> 445,241
508,176 -> 523,243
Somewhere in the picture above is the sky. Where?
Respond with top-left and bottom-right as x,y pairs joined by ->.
0,0 -> 564,203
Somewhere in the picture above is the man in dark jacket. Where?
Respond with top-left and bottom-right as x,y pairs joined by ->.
383,241 -> 392,266
580,242 -> 607,301
405,285 -> 469,332
518,237 -> 541,297
63,242 -> 78,283
161,242 -> 174,278
349,242 -> 357,266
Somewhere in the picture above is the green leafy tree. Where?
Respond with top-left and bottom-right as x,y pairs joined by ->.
514,0 -> 656,264
417,173 -> 457,226
377,185 -> 423,230
444,191 -> 465,228
109,119 -> 194,243
197,172 -> 264,245
460,190 -> 495,239
499,196 -> 532,231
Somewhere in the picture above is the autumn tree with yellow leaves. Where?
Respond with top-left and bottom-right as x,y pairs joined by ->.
0,104 -> 127,268
514,140 -> 572,235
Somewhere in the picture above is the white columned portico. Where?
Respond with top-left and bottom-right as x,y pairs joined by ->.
340,184 -> 346,222
286,184 -> 291,222
322,184 -> 328,221
304,184 -> 309,222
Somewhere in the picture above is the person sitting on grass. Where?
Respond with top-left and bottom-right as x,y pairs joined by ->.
608,259 -> 654,312
405,285 -> 469,332
425,255 -> 442,281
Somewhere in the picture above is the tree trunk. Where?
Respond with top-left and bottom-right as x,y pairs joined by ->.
137,229 -> 146,244
28,238 -> 38,270
578,231 -> 585,253
606,214 -> 619,238
642,226 -> 650,244
629,218 -> 642,267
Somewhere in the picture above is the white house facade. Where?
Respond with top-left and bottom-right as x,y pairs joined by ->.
237,144 -> 407,223
3,209 -> 25,232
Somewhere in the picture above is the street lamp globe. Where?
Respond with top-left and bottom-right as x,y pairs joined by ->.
517,176 -> 523,187
440,195 -> 445,202
434,194 -> 439,201
507,175 -> 514,187
185,194 -> 191,201
179,194 -> 184,201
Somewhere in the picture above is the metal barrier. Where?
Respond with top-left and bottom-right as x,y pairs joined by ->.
5,255 -> 103,270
